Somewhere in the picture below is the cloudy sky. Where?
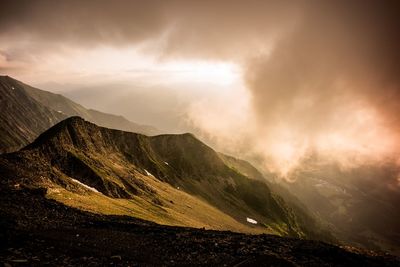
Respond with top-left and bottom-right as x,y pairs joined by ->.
1,0 -> 399,175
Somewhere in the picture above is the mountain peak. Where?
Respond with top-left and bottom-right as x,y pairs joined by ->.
0,74 -> 12,79
25,116 -> 113,152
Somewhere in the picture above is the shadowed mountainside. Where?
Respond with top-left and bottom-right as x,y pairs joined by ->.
23,80 -> 158,135
0,75 -> 157,154
0,76 -> 66,153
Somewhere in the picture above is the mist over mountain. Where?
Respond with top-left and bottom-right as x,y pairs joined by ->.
275,154 -> 400,255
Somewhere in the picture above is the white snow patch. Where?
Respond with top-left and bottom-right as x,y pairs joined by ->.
246,217 -> 258,224
71,178 -> 99,193
164,161 -> 169,165
144,169 -> 153,176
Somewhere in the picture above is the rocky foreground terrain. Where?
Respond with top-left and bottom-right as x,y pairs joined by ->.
1,186 -> 399,267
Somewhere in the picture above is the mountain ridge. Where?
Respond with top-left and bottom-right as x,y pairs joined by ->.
1,116 -> 330,240
0,75 -> 66,153
0,75 -> 158,154
20,78 -> 158,135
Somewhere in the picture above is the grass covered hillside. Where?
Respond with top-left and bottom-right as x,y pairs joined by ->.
1,117 -> 319,238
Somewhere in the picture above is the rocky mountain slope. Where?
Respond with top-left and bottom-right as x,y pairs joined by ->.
1,116 -> 327,239
0,75 -> 157,154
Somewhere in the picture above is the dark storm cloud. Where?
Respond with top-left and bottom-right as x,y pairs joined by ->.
0,0 -> 171,46
0,0 -> 297,57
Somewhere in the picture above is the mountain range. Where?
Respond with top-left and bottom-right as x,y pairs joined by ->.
0,76 -> 398,265
1,76 -> 328,238
1,116 -> 328,238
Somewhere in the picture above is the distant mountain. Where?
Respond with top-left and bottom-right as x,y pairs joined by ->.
0,75 -> 158,154
0,76 -> 66,153
0,117 -> 327,239
279,156 -> 400,255
23,81 -> 158,135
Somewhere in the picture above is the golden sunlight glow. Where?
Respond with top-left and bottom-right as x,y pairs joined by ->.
160,61 -> 241,85
28,47 -> 241,87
